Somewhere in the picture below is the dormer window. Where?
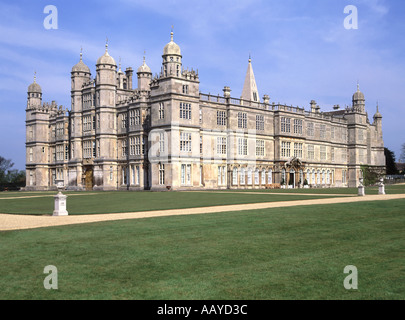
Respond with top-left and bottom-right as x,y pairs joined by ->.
170,57 -> 173,62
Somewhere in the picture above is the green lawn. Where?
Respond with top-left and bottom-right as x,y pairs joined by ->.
0,191 -> 345,215
0,199 -> 404,300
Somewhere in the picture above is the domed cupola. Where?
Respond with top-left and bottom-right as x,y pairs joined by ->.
137,55 -> 152,91
28,72 -> 42,94
162,30 -> 182,77
137,55 -> 152,74
373,104 -> 382,120
352,82 -> 365,112
27,72 -> 42,109
96,41 -> 116,67
72,49 -> 91,74
163,31 -> 181,56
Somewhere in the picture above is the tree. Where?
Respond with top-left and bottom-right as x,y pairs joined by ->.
0,156 -> 14,184
384,148 -> 399,175
0,156 -> 25,190
400,143 -> 405,163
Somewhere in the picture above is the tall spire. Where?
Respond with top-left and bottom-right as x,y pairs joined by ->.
241,55 -> 260,102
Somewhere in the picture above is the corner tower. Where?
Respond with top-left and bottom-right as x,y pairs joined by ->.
162,30 -> 182,77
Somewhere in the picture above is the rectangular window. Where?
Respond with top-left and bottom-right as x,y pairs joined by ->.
217,137 -> 227,155
320,145 -> 327,160
29,148 -> 33,162
181,164 -> 192,185
218,166 -> 226,186
122,139 -> 127,157
281,141 -> 291,158
293,119 -> 303,134
281,117 -> 291,133
83,115 -> 92,132
159,164 -> 165,185
200,135 -> 203,154
320,125 -> 326,139
331,127 -> 335,139
159,132 -> 165,154
238,112 -> 247,129
256,115 -> 264,131
130,137 -> 135,156
129,110 -> 135,126
56,122 -> 64,136
331,147 -> 335,162
238,138 -> 248,156
217,111 -> 227,126
183,85 -> 189,94
180,132 -> 192,152
307,122 -> 314,137
65,145 -> 69,160
307,145 -> 314,160
294,143 -> 303,158
121,114 -> 127,128
135,136 -> 141,155
180,102 -> 192,120
256,140 -> 265,156
159,103 -> 165,120
135,109 -> 141,126
83,141 -> 93,159
342,129 -> 347,143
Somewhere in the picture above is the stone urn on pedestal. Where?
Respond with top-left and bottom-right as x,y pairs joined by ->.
53,180 -> 68,216
378,178 -> 385,195
358,178 -> 365,197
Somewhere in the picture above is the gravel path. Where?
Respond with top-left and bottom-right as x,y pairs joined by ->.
1,193 -> 404,231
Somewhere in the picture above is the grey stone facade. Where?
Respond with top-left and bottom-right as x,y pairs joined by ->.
25,31 -> 385,191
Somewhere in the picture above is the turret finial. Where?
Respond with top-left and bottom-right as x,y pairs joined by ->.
34,71 -> 37,83
80,47 -> 83,61
105,37 -> 109,52
170,26 -> 174,41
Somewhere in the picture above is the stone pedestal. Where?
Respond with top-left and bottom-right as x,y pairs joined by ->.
53,192 -> 68,216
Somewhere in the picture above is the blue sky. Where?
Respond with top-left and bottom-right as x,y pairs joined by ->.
0,0 -> 404,170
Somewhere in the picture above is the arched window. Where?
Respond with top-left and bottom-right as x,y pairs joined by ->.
247,168 -> 253,185
327,170 -> 331,184
261,169 -> 266,185
317,170 -> 320,185
282,168 -> 286,184
232,168 -> 238,185
240,168 -> 246,185
268,169 -> 273,184
312,170 -> 316,185
254,169 -> 259,185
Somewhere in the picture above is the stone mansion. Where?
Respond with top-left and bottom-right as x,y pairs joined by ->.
25,31 -> 385,191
